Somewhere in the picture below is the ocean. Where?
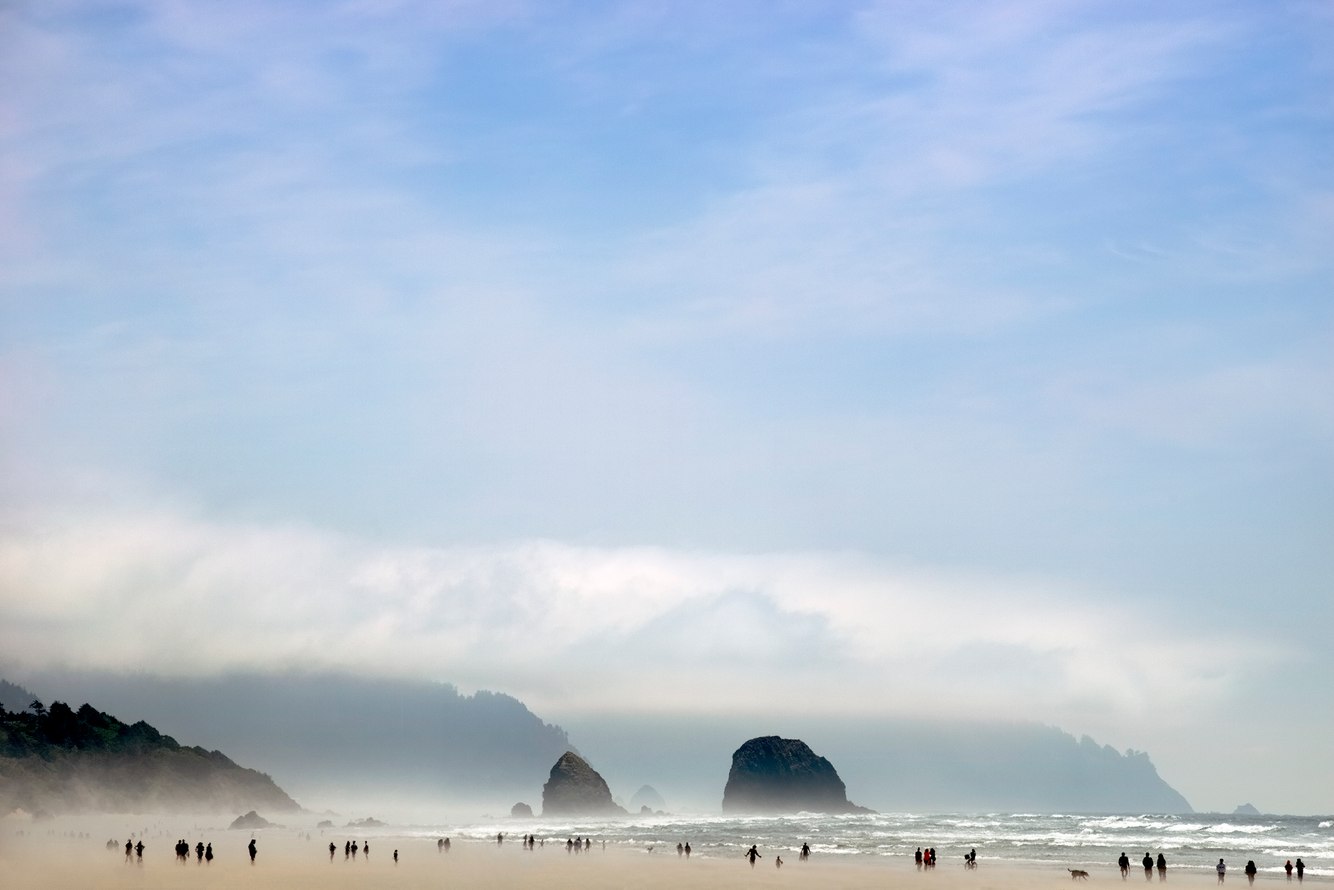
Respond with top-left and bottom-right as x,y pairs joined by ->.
406,812 -> 1332,877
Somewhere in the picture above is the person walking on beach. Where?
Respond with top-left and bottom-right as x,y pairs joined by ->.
1296,859 -> 1305,882
196,841 -> 204,863
916,847 -> 923,869
205,843 -> 213,864
745,844 -> 762,867
776,855 -> 783,869
248,838 -> 257,864
1246,861 -> 1258,885
1145,852 -> 1155,879
1120,852 -> 1132,878
1158,853 -> 1167,881
394,849 -> 398,864
1218,859 -> 1227,883
1286,860 -> 1294,880
685,842 -> 691,859
135,840 -> 144,860
125,839 -> 132,860
801,842 -> 811,861
329,842 -> 335,860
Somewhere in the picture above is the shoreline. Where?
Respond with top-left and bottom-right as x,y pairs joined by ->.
3,814 -> 1327,890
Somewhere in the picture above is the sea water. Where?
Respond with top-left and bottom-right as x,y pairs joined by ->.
405,812 -> 1333,877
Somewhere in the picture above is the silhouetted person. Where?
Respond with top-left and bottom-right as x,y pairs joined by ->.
916,847 -> 923,869
776,855 -> 783,868
248,838 -> 257,864
802,842 -> 811,861
438,838 -> 444,852
1286,860 -> 1294,881
1246,861 -> 1258,885
745,845 -> 761,867
205,843 -> 213,863
352,840 -> 358,859
685,842 -> 691,858
345,840 -> 350,860
1145,853 -> 1155,880
1158,853 -> 1167,881
135,840 -> 144,860
497,832 -> 504,845
1218,859 -> 1227,883
1296,859 -> 1305,882
125,839 -> 132,860
394,849 -> 398,864
196,841 -> 204,863
677,842 -> 683,856
585,837 -> 590,852
364,841 -> 370,857
1121,853 -> 1132,879
330,842 -> 336,860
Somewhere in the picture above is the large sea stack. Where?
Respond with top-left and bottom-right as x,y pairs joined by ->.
541,751 -> 626,817
722,736 -> 871,814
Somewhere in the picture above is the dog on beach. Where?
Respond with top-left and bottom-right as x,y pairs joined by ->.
1069,869 -> 1091,880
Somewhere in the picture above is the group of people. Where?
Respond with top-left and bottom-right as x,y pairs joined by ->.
332,839 -> 371,860
1219,858 -> 1307,884
1119,851 -> 1168,880
171,838 -> 214,863
327,839 -> 401,864
912,846 -> 976,869
115,837 -> 239,864
675,841 -> 693,857
738,841 -> 817,869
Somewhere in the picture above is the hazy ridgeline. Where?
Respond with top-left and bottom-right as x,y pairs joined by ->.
4,672 -> 572,815
7,673 -> 1187,818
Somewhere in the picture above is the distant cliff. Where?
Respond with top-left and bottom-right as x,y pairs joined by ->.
861,722 -> 1193,813
0,694 -> 299,816
722,736 -> 871,814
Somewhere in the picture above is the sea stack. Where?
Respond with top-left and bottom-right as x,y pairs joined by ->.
541,751 -> 627,816
722,736 -> 872,814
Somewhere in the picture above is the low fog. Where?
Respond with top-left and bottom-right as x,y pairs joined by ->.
8,671 -> 1187,820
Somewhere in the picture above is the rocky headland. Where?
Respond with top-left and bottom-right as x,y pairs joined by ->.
0,688 -> 300,817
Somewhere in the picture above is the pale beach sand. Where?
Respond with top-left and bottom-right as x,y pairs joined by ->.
0,815 -> 1281,890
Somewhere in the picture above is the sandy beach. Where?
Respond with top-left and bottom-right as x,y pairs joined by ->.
2,814 -> 1289,890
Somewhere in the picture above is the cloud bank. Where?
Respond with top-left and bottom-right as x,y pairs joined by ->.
0,504 -> 1277,734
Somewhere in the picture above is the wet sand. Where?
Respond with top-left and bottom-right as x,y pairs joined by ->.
0,815 -> 1273,890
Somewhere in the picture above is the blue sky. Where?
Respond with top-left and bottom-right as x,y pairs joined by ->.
2,1 -> 1332,813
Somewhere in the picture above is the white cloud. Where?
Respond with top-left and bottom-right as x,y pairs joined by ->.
0,505 -> 1284,731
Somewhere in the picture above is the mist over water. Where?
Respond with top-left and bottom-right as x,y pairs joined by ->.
390,812 -> 1331,876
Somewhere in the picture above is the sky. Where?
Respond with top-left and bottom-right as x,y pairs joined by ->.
1,1 -> 1332,814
